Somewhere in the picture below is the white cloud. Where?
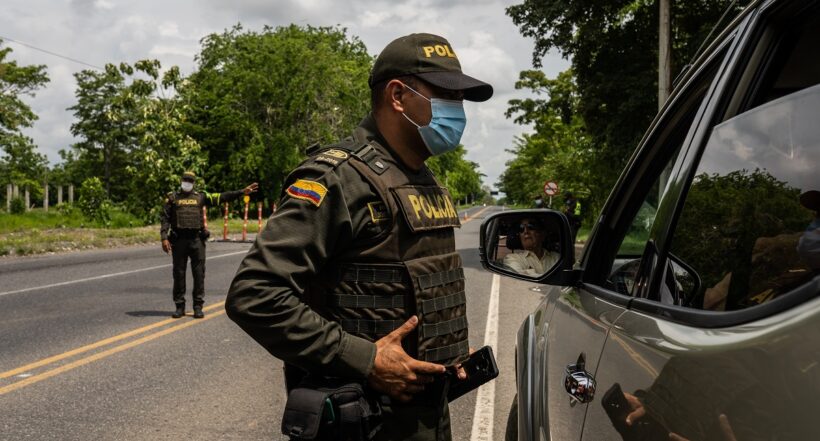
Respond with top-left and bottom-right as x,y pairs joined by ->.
158,22 -> 181,38
95,0 -> 114,11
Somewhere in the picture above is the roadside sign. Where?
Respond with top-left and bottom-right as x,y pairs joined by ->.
544,181 -> 559,196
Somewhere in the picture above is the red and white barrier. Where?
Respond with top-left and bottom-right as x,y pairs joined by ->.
216,198 -> 267,242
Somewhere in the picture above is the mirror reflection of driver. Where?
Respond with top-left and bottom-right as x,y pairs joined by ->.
503,217 -> 560,276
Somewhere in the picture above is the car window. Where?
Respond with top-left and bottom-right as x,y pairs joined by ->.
669,10 -> 820,311
608,152 -> 681,296
604,55 -> 725,297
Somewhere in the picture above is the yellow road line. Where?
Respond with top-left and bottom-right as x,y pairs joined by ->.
609,332 -> 659,378
0,309 -> 225,396
0,301 -> 225,380
462,206 -> 492,223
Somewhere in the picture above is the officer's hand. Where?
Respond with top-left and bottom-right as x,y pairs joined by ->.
368,315 -> 446,403
453,347 -> 475,380
624,392 -> 645,426
162,239 -> 172,254
243,183 -> 259,194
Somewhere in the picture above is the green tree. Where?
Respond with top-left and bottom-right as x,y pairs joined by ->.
64,60 -> 204,222
0,134 -> 48,199
505,0 -> 750,203
123,60 -> 206,222
67,64 -> 135,199
0,42 -> 49,139
182,24 -> 373,198
427,145 -> 485,204
500,69 -> 593,211
0,41 -> 49,206
77,176 -> 112,224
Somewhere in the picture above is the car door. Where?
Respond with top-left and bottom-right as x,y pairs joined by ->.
584,1 -> 820,440
517,13 -> 741,441
522,283 -> 624,441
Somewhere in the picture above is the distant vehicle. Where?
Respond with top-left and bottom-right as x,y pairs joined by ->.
480,0 -> 820,439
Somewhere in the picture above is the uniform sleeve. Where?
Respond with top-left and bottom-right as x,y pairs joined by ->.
225,163 -> 377,380
203,190 -> 244,207
160,194 -> 173,240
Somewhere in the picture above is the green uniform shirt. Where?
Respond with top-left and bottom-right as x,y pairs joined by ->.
160,189 -> 244,240
226,115 -> 399,380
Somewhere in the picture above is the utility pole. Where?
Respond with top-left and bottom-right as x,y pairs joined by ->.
659,0 -> 672,200
659,0 -> 671,110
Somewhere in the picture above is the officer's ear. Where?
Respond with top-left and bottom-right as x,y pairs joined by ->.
386,79 -> 408,113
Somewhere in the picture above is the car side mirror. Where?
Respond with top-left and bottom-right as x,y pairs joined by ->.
479,209 -> 579,285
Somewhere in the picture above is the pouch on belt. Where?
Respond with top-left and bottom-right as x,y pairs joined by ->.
282,377 -> 382,441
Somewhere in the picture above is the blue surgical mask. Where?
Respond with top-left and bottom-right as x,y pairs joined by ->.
401,84 -> 467,156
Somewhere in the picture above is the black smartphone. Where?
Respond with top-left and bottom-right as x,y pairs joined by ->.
602,383 -> 633,437
447,346 -> 499,402
601,383 -> 669,441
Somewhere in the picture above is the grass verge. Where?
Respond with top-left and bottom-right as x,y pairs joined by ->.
0,226 -> 158,257
0,214 -> 265,257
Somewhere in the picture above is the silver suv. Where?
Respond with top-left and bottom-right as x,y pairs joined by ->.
480,0 -> 820,439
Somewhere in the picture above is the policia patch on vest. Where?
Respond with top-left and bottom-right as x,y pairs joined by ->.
286,179 -> 328,207
391,185 -> 461,232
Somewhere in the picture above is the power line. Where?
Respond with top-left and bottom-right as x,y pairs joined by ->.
0,35 -> 103,70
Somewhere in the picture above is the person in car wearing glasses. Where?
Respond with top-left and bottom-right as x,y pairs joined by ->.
503,217 -> 560,276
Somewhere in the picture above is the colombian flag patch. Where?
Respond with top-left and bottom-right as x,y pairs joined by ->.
286,179 -> 328,207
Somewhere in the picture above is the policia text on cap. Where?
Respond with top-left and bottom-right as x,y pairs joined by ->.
160,171 -> 258,319
226,33 -> 493,441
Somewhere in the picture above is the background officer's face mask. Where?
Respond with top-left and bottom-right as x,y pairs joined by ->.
180,181 -> 194,192
400,83 -> 467,156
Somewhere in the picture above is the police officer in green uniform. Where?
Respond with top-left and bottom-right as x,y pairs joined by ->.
160,171 -> 258,319
226,33 -> 492,441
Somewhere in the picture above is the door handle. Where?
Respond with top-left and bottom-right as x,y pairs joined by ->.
564,353 -> 596,404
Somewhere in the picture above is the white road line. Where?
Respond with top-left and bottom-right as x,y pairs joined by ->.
0,250 -> 248,297
470,274 -> 500,441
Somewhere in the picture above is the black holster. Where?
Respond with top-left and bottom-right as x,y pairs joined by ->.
282,377 -> 382,441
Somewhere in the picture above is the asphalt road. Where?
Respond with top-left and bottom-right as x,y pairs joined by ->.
0,205 -> 544,440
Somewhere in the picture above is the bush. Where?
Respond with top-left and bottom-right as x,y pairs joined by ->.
78,177 -> 112,225
56,202 -> 80,217
9,197 -> 26,214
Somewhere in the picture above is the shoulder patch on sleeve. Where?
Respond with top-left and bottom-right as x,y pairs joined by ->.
367,201 -> 390,224
286,179 -> 328,207
314,148 -> 351,168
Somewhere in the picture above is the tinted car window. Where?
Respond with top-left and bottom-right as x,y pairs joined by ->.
671,83 -> 820,311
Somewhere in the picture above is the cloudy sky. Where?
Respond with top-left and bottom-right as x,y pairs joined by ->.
2,0 -> 568,189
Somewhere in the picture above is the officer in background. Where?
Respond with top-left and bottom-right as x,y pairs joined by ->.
160,171 -> 258,319
564,191 -> 582,242
226,33 -> 493,440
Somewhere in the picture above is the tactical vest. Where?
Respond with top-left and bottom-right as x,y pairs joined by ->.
304,137 -> 469,367
171,191 -> 204,230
